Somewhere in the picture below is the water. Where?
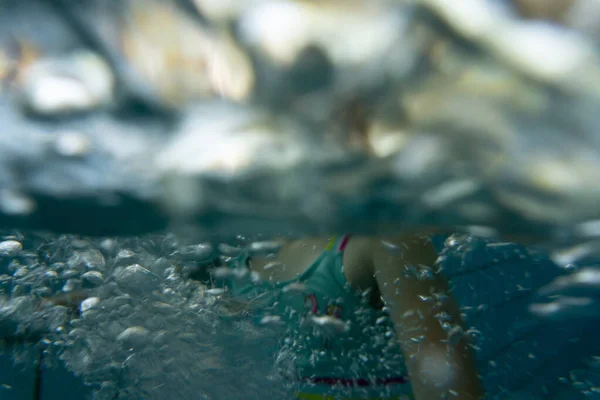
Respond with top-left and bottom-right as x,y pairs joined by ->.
0,231 -> 598,399
3,0 -> 600,243
2,0 -> 600,399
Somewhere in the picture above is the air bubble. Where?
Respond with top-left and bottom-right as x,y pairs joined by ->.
248,241 -> 282,256
381,240 -> 402,253
80,297 -> 101,316
411,335 -> 426,344
445,325 -> 464,348
206,288 -> 227,295
62,279 -> 79,293
173,244 -> 214,261
259,315 -> 283,325
114,264 -> 159,294
117,326 -> 151,349
305,315 -> 350,336
45,271 -> 59,280
282,282 -> 307,293
218,244 -> 243,257
0,240 -> 22,257
82,271 -> 104,287
263,262 -> 284,270
114,250 -> 138,267
68,249 -> 105,270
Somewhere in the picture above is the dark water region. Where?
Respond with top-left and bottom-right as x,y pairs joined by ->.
1,0 -> 600,399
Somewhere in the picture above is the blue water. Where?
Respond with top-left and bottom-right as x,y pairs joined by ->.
1,235 -> 599,400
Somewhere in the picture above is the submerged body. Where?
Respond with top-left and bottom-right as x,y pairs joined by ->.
226,235 -> 483,400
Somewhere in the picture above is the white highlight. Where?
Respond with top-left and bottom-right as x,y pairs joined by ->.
418,347 -> 456,388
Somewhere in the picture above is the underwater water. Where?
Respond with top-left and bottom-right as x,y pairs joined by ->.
0,233 -> 599,399
2,0 -> 600,399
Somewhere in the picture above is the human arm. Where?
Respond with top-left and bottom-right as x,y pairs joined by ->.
370,235 -> 485,400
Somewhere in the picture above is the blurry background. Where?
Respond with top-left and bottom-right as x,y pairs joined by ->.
1,236 -> 599,399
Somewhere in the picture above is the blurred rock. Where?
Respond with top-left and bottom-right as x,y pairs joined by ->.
0,0 -> 599,248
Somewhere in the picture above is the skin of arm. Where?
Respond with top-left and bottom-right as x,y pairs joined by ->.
370,236 -> 485,400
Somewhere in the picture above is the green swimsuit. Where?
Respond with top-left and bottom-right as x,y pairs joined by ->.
227,235 -> 414,399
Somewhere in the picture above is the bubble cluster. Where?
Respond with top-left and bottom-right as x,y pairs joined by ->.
0,231 -> 286,400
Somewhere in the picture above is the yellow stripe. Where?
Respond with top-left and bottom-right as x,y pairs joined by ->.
325,235 -> 338,251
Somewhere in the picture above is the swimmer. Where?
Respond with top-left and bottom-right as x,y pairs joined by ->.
221,235 -> 485,400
